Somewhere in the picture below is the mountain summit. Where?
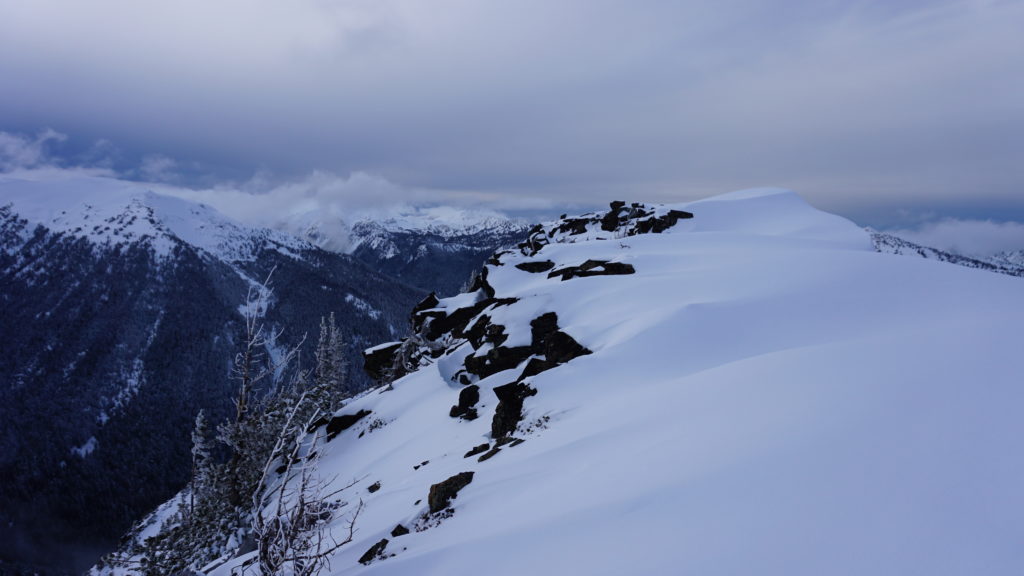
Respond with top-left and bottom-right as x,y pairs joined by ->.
191,189 -> 1024,576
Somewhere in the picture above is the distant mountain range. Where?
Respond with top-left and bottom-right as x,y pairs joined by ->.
0,171 -> 527,575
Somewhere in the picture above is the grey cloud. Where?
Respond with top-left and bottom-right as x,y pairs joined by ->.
887,218 -> 1024,258
0,129 -> 66,170
0,0 -> 1022,220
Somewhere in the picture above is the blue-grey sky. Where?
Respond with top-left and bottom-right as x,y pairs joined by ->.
1,0 -> 1023,237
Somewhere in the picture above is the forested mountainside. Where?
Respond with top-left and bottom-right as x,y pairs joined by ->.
0,173 -> 521,575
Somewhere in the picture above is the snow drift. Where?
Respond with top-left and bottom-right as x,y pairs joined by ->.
212,188 -> 1024,576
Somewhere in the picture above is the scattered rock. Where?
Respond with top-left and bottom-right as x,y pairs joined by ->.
464,443 -> 490,458
515,260 -> 556,273
477,447 -> 501,462
428,472 -> 475,514
544,330 -> 592,365
367,481 -> 381,493
326,409 -> 371,441
449,385 -> 481,420
518,357 -> 559,381
362,342 -> 402,383
358,538 -> 389,565
391,524 -> 410,537
548,259 -> 636,281
491,382 -> 537,439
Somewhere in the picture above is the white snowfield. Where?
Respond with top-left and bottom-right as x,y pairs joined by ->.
219,188 -> 1022,576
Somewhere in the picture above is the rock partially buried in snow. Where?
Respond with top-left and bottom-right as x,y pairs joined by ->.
428,471 -> 475,514
325,409 -> 371,440
358,538 -> 389,565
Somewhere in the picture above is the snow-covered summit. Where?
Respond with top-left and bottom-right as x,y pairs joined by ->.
0,170 -> 310,262
207,189 -> 1024,576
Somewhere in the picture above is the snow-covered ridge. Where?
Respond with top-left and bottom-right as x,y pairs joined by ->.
274,205 -> 529,255
209,188 -> 1024,575
871,230 -> 1024,277
0,171 -> 311,262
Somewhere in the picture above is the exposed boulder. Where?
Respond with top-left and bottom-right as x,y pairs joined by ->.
515,260 -> 556,273
358,538 -> 389,565
464,443 -> 490,458
363,342 -> 403,383
428,472 -> 476,513
464,344 -> 534,380
326,409 -> 371,441
491,382 -> 538,439
548,259 -> 636,281
390,524 -> 410,537
449,385 -> 481,420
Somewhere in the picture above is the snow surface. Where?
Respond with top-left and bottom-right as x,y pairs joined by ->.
210,188 -> 1023,575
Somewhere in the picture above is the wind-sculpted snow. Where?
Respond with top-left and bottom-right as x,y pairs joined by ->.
210,188 -> 1024,575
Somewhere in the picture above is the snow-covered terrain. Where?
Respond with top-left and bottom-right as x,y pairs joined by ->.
0,169 -> 310,262
207,188 -> 1024,576
276,205 -> 527,256
872,230 -> 1024,277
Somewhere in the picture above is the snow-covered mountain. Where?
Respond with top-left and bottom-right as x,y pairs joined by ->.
275,206 -> 530,295
0,171 -> 432,575
871,230 -> 1024,277
179,189 -> 1022,576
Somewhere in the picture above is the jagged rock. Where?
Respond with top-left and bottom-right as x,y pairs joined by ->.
530,312 -> 560,346
548,259 -> 636,281
449,385 -> 481,420
632,209 -> 693,234
544,331 -> 592,365
464,443 -> 490,458
358,538 -> 389,565
518,357 -> 559,381
326,409 -> 371,441
465,314 -> 491,349
491,382 -> 538,439
428,472 -> 475,513
412,292 -> 440,315
391,524 -> 410,537
477,447 -> 501,462
363,342 -> 403,383
464,344 -> 534,379
368,481 -> 381,493
515,260 -> 556,273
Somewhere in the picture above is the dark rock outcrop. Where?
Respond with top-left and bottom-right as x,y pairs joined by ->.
464,443 -> 490,458
326,409 -> 371,441
358,538 -> 389,565
515,260 -> 556,273
449,385 -> 481,420
548,259 -> 636,281
363,342 -> 403,383
428,472 -> 476,513
491,383 -> 537,439
390,524 -> 410,537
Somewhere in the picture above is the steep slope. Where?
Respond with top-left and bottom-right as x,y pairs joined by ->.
0,172 -> 424,575
212,189 -> 1024,576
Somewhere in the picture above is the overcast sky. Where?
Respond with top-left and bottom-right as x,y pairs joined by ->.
1,0 -> 1022,232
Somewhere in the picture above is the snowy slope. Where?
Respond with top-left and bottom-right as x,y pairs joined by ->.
212,189 -> 1024,575
0,169 -> 309,262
